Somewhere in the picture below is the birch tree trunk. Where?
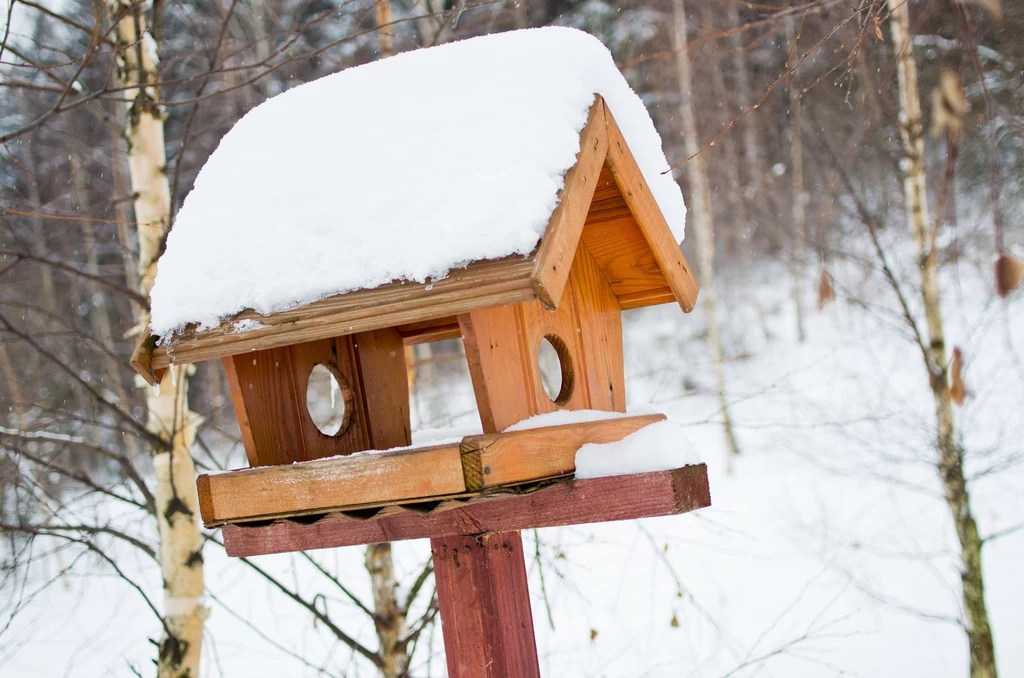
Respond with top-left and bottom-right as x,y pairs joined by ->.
109,2 -> 206,676
671,0 -> 741,463
784,14 -> 807,341
887,3 -> 997,676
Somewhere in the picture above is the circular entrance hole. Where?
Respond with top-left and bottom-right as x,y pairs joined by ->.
305,363 -> 353,437
537,334 -> 575,406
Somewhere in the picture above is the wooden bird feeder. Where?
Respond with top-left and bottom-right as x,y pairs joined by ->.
132,96 -> 711,678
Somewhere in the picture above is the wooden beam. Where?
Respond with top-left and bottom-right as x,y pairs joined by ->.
433,532 -> 540,678
198,415 -> 665,526
459,414 -> 664,491
137,255 -> 537,376
221,464 -> 710,556
529,97 -> 609,308
397,317 -> 461,345
604,110 -> 700,312
197,442 -> 466,527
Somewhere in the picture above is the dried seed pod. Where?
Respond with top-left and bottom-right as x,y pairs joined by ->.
949,347 -> 966,406
995,253 -> 1022,298
817,268 -> 835,310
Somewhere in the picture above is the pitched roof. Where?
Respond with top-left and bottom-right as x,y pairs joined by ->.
134,29 -> 700,384
148,27 -> 686,338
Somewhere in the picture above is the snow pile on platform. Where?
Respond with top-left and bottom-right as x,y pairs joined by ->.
574,420 -> 700,479
149,26 -> 686,337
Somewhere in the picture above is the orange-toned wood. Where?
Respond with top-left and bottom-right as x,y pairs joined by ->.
136,255 -> 538,382
581,168 -> 670,301
604,111 -> 699,312
518,293 -> 589,414
459,307 -> 536,434
287,337 -> 368,460
196,442 -> 465,527
618,286 -> 676,310
567,239 -> 626,412
529,97 -> 608,309
222,356 -> 259,467
397,317 -> 461,345
353,328 -> 410,450
459,414 -> 664,491
227,346 -> 306,466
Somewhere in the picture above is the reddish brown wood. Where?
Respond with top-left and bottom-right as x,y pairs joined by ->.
222,464 -> 710,556
352,328 -> 410,449
287,336 -> 369,460
226,346 -> 306,466
432,532 -> 540,678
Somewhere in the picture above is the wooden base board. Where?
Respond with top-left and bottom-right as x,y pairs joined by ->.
221,464 -> 710,557
198,414 -> 664,527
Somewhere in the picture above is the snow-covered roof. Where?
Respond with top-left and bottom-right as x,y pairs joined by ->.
149,27 -> 686,337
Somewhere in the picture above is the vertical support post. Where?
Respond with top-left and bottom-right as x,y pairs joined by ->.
431,533 -> 540,678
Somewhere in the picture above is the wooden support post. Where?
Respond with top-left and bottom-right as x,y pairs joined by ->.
432,532 -> 540,678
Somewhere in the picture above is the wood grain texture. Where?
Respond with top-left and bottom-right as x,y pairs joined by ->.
144,255 -> 537,372
396,317 -> 461,345
287,337 -> 368,460
458,307 -> 535,434
431,532 -> 540,678
518,292 -> 590,414
529,97 -> 608,309
460,414 -> 664,491
221,464 -> 711,555
198,442 -> 465,527
567,239 -> 626,412
353,328 -> 410,450
227,346 -> 306,467
604,110 -> 700,312
221,356 -> 259,467
580,168 -> 670,300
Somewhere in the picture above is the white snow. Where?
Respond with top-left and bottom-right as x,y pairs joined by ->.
574,419 -> 700,479
503,408 -> 629,432
148,27 -> 686,337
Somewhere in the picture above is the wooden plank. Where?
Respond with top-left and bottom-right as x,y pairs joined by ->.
529,97 -> 608,309
221,464 -> 711,555
287,337 -> 369,460
227,347 -> 306,467
580,177 -> 671,300
397,317 -> 461,345
432,532 -> 540,678
458,307 -> 536,434
459,414 -> 664,491
221,356 -> 259,467
353,328 -> 410,450
567,239 -> 626,412
197,443 -> 464,527
140,255 -> 537,374
618,286 -> 676,310
604,110 -> 700,312
517,293 -> 590,414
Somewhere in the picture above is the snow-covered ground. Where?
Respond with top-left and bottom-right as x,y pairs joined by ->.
4,255 -> 1022,677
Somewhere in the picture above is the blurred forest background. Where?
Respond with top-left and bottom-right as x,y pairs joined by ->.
1,0 -> 1022,676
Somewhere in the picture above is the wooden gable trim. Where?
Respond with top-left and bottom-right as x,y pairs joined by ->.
603,109 -> 700,312
528,97 -> 609,308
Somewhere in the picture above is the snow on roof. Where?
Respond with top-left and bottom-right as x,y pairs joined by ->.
149,26 -> 686,337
